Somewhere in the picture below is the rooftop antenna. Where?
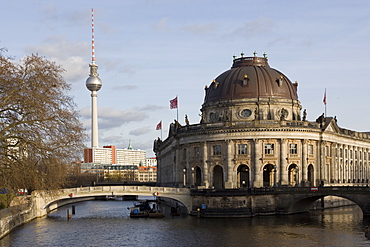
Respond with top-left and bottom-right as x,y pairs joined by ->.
91,8 -> 95,65
86,8 -> 102,148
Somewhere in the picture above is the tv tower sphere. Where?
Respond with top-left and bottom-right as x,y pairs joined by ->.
86,63 -> 102,92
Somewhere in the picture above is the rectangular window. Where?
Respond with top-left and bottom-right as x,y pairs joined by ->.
213,145 -> 222,156
289,144 -> 298,154
194,147 -> 200,157
238,144 -> 248,155
264,144 -> 274,155
308,145 -> 313,155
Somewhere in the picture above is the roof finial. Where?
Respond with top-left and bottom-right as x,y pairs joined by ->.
263,52 -> 267,58
253,51 -> 257,57
241,52 -> 244,58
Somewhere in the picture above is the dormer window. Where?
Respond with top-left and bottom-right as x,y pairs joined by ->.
242,74 -> 249,87
277,75 -> 283,87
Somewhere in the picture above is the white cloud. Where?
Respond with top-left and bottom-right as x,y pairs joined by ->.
79,107 -> 148,130
129,126 -> 151,136
25,36 -> 89,83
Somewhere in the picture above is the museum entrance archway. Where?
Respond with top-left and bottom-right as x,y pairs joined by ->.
237,165 -> 250,188
195,166 -> 202,187
263,164 -> 275,187
213,165 -> 224,189
288,164 -> 299,186
308,164 -> 314,186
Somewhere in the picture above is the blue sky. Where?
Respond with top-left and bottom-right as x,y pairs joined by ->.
2,0 -> 370,157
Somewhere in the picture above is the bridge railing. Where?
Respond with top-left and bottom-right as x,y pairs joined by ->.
59,186 -> 190,196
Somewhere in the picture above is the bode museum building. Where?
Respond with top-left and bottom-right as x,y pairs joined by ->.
153,54 -> 370,189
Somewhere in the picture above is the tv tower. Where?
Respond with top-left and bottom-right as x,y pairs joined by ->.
86,8 -> 102,148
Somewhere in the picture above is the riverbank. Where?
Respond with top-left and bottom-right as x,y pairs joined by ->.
0,197 -> 35,239
0,195 -> 94,239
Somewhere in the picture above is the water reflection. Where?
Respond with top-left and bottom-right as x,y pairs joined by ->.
1,200 -> 370,247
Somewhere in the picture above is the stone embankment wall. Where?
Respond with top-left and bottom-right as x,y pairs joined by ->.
191,194 -> 356,217
0,195 -> 95,239
0,197 -> 36,239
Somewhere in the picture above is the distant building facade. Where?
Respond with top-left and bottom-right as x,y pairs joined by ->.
84,145 -> 146,166
82,145 -> 157,182
154,55 -> 370,189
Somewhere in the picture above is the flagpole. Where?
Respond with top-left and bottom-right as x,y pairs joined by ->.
176,95 -> 179,122
324,88 -> 327,117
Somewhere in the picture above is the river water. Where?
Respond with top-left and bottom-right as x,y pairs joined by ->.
1,198 -> 370,247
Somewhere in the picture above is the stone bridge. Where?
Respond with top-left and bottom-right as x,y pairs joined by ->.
275,186 -> 370,216
32,186 -> 370,218
33,186 -> 191,217
190,186 -> 370,217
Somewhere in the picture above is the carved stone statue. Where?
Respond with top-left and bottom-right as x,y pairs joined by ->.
280,108 -> 288,121
303,109 -> 307,121
174,119 -> 181,128
316,113 -> 325,124
185,115 -> 189,126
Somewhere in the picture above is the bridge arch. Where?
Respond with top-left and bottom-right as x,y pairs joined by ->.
33,186 -> 192,217
279,191 -> 370,216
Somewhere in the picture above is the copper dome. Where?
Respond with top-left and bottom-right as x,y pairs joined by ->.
204,56 -> 298,103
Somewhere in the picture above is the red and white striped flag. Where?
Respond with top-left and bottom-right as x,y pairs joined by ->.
156,121 -> 162,130
170,96 -> 178,109
323,89 -> 327,105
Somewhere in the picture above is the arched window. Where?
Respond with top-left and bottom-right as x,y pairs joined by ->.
237,165 -> 250,188
213,165 -> 224,189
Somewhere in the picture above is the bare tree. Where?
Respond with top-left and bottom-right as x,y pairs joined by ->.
0,54 -> 86,192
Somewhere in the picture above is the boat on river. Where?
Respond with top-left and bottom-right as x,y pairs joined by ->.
129,201 -> 151,218
129,200 -> 164,218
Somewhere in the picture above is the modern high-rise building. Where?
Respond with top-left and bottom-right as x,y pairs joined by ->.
84,145 -> 146,166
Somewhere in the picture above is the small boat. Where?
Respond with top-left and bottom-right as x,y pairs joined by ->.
148,211 -> 165,218
105,195 -> 117,200
128,200 -> 151,218
129,206 -> 149,218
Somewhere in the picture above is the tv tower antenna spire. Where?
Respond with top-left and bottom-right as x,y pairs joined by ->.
91,8 -> 96,65
86,8 -> 102,148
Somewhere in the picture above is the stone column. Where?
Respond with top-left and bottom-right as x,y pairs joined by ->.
253,139 -> 262,187
319,141 -> 326,185
330,143 -> 336,184
280,139 -> 288,185
202,141 -> 209,188
225,140 -> 234,188
301,139 -> 308,186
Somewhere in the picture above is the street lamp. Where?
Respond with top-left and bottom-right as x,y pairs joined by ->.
183,168 -> 187,187
191,167 -> 195,187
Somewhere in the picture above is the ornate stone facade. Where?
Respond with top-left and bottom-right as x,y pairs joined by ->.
154,55 -> 370,189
